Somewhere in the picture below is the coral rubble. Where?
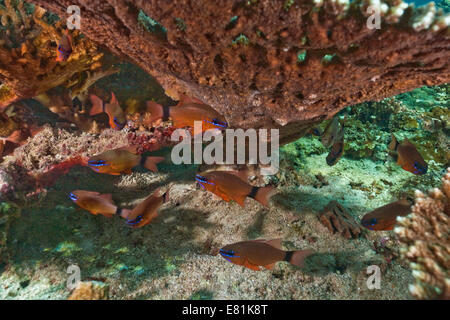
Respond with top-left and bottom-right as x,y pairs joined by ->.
29,0 -> 450,143
395,168 -> 450,300
318,200 -> 362,239
67,281 -> 109,300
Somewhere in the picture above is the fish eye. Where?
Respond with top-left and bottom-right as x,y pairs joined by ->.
69,193 -> 78,201
195,175 -> 215,186
126,215 -> 143,226
195,174 -> 207,182
370,218 -> 377,226
219,249 -> 239,258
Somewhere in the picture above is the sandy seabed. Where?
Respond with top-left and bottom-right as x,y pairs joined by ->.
1,148 -> 432,300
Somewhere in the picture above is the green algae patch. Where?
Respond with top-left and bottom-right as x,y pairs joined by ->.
52,241 -> 82,257
297,50 -> 307,63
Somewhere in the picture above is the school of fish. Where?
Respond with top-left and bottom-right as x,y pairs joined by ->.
52,30 -> 431,272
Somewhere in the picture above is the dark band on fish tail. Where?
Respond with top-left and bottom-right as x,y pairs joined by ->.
115,207 -> 122,215
140,154 -> 147,167
248,186 -> 259,199
162,106 -> 170,121
284,251 -> 294,262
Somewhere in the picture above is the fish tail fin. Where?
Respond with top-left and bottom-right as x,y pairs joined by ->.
286,249 -> 314,268
146,101 -> 165,123
389,134 -> 399,151
177,93 -> 204,106
89,94 -> 105,115
142,156 -> 165,172
253,185 -> 275,207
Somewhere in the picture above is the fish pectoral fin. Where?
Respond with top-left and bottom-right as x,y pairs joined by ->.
251,238 -> 283,250
263,262 -> 276,270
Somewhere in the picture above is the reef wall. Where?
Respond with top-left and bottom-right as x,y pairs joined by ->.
28,0 -> 450,143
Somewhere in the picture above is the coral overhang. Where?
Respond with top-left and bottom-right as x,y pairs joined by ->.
28,0 -> 450,143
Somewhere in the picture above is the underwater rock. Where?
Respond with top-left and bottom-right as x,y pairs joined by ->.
67,281 -> 109,300
29,0 -> 450,144
318,201 -> 363,239
395,168 -> 450,300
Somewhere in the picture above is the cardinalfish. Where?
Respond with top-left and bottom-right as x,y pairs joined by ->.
219,239 -> 314,271
361,199 -> 412,231
123,188 -> 170,228
90,92 -> 127,130
321,116 -> 344,148
69,190 -> 130,218
56,29 -> 73,62
389,134 -> 427,175
195,171 -> 274,207
326,118 -> 346,166
146,94 -> 228,132
87,146 -> 165,175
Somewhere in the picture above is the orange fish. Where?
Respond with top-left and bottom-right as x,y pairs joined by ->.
87,147 -> 165,175
195,171 -> 274,207
389,134 -> 427,175
361,199 -> 412,231
69,190 -> 130,218
219,239 -> 314,271
146,94 -> 227,132
90,92 -> 127,130
123,188 -> 170,228
56,29 -> 73,62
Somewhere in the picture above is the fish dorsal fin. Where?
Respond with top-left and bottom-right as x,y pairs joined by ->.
178,93 -> 204,106
77,190 -> 100,197
226,169 -> 249,182
99,193 -> 113,203
119,145 -> 139,154
389,134 -> 399,151
263,238 -> 283,250
110,92 -> 119,105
